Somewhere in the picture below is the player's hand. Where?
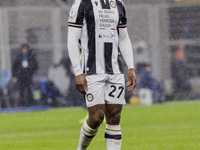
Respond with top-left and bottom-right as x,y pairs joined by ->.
75,74 -> 88,95
126,68 -> 137,92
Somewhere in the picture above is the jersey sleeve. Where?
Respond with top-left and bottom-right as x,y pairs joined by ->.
68,0 -> 84,28
118,1 -> 127,28
68,27 -> 83,76
119,28 -> 134,69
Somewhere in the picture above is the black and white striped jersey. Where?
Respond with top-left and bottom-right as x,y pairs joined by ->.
68,0 -> 133,75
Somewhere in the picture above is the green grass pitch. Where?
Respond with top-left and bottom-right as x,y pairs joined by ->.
0,101 -> 200,150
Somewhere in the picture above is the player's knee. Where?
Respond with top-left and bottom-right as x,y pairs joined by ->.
106,112 -> 121,125
92,111 -> 104,124
89,110 -> 104,128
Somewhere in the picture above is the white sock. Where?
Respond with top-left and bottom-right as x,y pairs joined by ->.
77,120 -> 98,150
105,124 -> 122,150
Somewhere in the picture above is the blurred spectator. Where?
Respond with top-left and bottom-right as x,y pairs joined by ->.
139,64 -> 164,103
60,54 -> 84,106
60,54 -> 74,84
8,79 -> 20,107
39,78 -> 60,107
134,41 -> 150,74
171,46 -> 190,93
12,44 -> 38,107
0,70 -> 12,108
182,23 -> 192,39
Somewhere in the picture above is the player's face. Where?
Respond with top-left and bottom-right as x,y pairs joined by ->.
146,66 -> 151,72
21,47 -> 28,54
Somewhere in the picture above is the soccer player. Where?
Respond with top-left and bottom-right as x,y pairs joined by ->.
67,0 -> 136,149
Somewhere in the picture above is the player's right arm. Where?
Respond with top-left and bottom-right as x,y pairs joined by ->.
67,0 -> 88,94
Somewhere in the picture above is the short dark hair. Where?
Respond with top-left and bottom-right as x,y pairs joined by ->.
20,43 -> 30,49
144,63 -> 151,67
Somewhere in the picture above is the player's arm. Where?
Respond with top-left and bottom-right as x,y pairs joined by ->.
118,1 -> 136,91
68,27 -> 82,76
67,0 -> 87,95
118,27 -> 136,91
68,27 -> 88,95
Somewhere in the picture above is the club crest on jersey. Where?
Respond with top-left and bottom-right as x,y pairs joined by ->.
110,1 -> 116,8
99,34 -> 103,38
86,93 -> 94,102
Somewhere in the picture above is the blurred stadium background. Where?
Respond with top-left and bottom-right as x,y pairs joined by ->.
1,0 -> 200,107
1,1 -> 200,150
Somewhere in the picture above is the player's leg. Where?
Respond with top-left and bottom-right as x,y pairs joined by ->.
87,104 -> 105,129
77,74 -> 106,150
77,104 -> 105,150
105,104 -> 123,150
104,74 -> 125,150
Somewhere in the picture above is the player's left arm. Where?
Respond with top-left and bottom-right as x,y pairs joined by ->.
67,0 -> 88,95
118,1 -> 136,91
118,28 -> 137,91
68,27 -> 88,95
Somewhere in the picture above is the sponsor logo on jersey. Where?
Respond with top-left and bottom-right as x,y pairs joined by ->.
111,28 -> 115,30
110,31 -> 116,39
100,28 -> 106,30
86,93 -> 94,102
99,32 -> 116,40
110,1 -> 116,8
103,32 -> 116,39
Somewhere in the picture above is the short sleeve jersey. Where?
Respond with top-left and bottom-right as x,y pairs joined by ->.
68,0 -> 127,75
